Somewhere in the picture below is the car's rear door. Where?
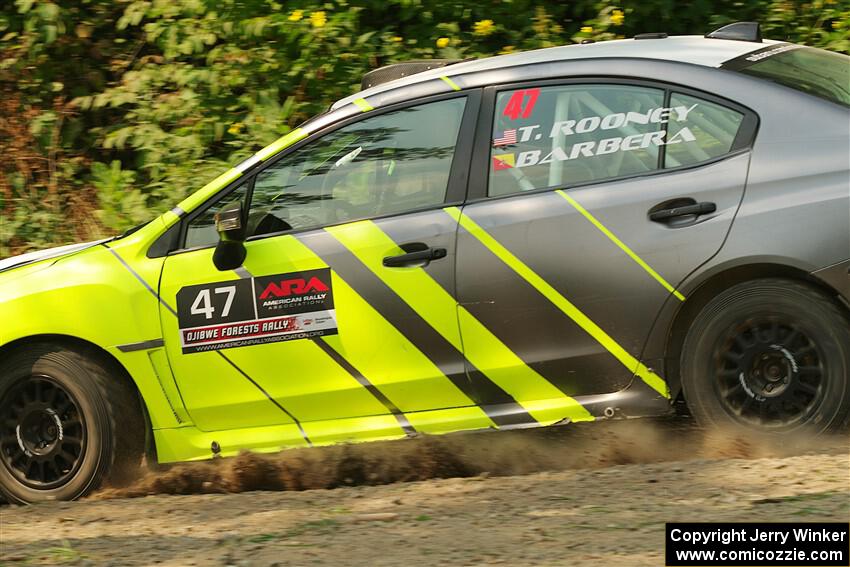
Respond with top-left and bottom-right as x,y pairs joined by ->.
455,80 -> 756,406
158,92 -> 496,444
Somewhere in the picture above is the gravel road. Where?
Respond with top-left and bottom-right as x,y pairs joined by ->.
0,420 -> 847,566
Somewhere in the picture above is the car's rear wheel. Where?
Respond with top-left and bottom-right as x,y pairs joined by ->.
681,278 -> 850,434
0,344 -> 145,503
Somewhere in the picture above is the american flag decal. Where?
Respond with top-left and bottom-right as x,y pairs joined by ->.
493,129 -> 518,146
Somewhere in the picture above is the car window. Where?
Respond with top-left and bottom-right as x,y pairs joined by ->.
184,97 -> 467,249
488,84 -> 665,196
185,181 -> 250,249
249,97 -> 466,237
664,93 -> 744,169
735,46 -> 850,107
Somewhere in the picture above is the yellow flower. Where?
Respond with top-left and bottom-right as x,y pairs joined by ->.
611,9 -> 624,26
288,9 -> 303,22
473,19 -> 495,36
580,26 -> 593,33
392,36 -> 403,42
832,20 -> 841,29
227,123 -> 244,135
500,45 -> 515,54
310,11 -> 327,28
436,37 -> 450,48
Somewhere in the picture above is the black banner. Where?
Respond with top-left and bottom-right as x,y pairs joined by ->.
175,268 -> 337,353
666,522 -> 849,566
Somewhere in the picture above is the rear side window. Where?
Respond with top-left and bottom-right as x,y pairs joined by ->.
489,84 -> 665,196
665,93 -> 744,168
732,46 -> 850,107
488,83 -> 748,196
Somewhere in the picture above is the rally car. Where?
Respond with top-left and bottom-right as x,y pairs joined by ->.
1,22 -> 848,503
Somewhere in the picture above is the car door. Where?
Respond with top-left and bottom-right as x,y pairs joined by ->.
456,80 -> 756,403
157,92 -> 495,444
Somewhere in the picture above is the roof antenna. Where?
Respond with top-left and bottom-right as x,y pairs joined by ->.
705,21 -> 762,43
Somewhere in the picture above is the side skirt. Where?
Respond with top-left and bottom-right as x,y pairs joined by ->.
152,381 -> 673,463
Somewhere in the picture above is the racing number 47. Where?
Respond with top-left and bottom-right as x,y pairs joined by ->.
502,88 -> 540,120
190,286 -> 237,320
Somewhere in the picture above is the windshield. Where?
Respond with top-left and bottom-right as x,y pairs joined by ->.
731,46 -> 850,107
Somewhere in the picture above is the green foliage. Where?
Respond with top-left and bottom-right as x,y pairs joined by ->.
1,0 -> 848,256
91,160 -> 148,231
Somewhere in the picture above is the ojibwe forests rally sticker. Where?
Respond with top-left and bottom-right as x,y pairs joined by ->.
175,268 -> 337,354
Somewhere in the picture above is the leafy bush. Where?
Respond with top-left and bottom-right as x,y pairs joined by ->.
1,0 -> 847,256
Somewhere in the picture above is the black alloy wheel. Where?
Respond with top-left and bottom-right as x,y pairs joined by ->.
1,374 -> 88,489
0,344 -> 145,503
714,319 -> 824,429
681,279 -> 850,434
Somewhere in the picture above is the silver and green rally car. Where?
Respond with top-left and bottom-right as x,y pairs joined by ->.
1,22 -> 849,503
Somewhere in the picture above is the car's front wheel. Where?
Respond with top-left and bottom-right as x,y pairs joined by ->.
0,344 -> 145,503
681,278 -> 850,434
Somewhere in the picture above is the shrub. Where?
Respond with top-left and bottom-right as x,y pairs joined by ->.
1,0 -> 847,256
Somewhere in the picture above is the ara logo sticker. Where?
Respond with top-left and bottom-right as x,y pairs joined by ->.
259,276 -> 330,300
176,268 -> 337,354
255,270 -> 333,317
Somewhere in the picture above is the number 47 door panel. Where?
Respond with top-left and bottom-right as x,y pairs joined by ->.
157,210 -> 497,441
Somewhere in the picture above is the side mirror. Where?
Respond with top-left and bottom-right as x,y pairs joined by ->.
212,203 -> 247,271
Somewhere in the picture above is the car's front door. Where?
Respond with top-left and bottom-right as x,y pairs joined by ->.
456,80 -> 755,404
158,93 -> 495,445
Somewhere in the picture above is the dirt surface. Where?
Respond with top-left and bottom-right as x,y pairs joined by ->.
0,420 -> 848,566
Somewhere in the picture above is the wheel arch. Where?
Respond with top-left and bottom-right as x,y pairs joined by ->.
0,334 -> 155,460
660,262 -> 850,401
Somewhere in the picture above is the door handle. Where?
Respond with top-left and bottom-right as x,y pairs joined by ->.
383,245 -> 447,268
649,201 -> 716,222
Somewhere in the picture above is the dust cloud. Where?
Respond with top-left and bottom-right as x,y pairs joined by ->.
96,418 -> 849,500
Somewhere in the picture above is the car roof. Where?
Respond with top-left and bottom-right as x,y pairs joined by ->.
332,36 -> 782,110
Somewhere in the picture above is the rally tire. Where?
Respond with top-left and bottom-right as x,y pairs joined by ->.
681,278 -> 850,434
0,344 -> 145,503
